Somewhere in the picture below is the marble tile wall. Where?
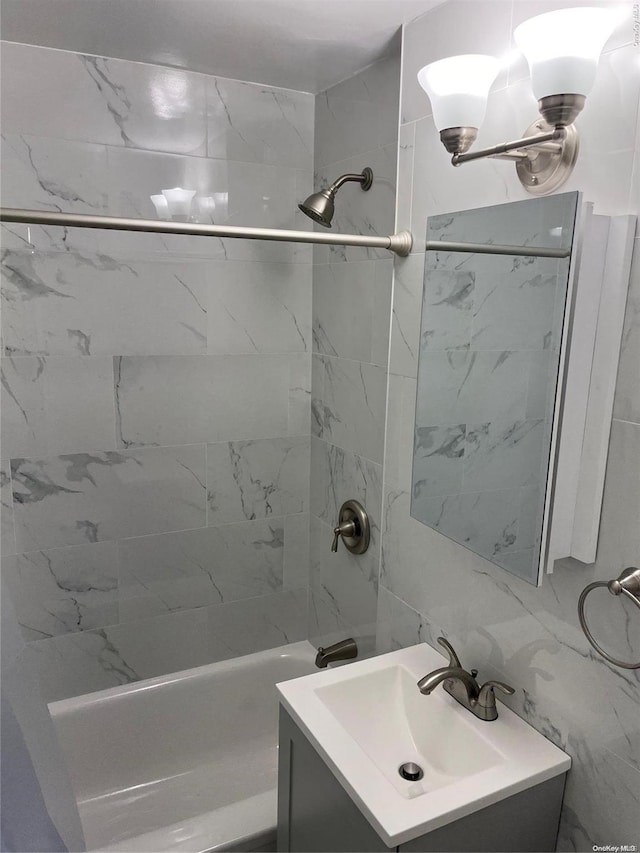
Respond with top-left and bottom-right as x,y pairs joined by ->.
0,41 -> 315,701
378,3 -> 640,850
309,52 -> 400,655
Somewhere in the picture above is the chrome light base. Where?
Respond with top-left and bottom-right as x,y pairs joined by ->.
440,126 -> 478,155
516,119 -> 579,196
538,94 -> 586,128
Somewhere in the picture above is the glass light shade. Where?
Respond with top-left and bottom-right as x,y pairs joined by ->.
161,187 -> 196,220
417,55 -> 500,130
514,7 -> 618,99
150,194 -> 170,220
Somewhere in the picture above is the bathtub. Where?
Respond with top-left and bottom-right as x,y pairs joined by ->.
49,640 -> 317,853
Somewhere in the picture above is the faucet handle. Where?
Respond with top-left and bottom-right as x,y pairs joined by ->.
478,680 -> 515,705
437,636 -> 462,669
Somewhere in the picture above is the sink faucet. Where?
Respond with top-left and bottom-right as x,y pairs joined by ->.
417,637 -> 515,722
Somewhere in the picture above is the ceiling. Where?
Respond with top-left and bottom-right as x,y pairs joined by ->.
0,0 -> 444,93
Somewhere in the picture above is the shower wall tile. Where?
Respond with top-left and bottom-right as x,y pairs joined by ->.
1,356 -> 117,458
114,354 -> 292,446
3,542 -> 119,641
206,436 -> 310,525
384,374 -> 417,493
321,357 -> 386,464
314,53 -> 399,169
2,41 -> 315,698
1,251 -> 208,357
0,43 -> 208,155
206,587 -> 307,657
207,78 -> 314,169
313,261 -> 375,361
11,445 -> 206,552
283,513 -> 310,591
288,354 -> 312,436
390,254 -> 423,379
307,516 -> 378,656
0,133 -> 108,215
313,143 -> 398,263
207,260 -> 311,354
118,519 -> 285,615
1,461 -> 16,557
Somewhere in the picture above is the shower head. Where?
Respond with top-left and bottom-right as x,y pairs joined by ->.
298,167 -> 373,228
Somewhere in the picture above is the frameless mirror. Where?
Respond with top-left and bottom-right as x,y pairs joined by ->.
411,192 -> 579,586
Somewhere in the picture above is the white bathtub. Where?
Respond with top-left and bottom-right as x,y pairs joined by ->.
49,641 -> 318,853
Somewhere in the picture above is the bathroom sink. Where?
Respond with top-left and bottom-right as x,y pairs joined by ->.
277,643 -> 570,847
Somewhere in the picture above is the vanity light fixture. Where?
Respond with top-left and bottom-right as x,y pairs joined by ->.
161,187 -> 197,220
417,7 -> 618,195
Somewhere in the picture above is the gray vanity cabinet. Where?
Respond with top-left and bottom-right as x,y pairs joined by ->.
277,707 -> 565,853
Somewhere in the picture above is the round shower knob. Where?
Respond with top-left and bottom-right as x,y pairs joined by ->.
330,499 -> 370,555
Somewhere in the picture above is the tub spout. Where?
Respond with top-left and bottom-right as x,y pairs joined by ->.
315,638 -> 358,668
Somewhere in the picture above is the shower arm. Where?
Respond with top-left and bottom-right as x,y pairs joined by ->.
0,207 -> 413,257
327,173 -> 370,194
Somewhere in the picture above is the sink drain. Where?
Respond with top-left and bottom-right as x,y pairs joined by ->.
398,762 -> 424,781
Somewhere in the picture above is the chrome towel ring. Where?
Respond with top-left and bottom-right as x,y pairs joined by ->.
578,566 -> 640,669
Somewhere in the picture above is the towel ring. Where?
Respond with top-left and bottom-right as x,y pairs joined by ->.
578,567 -> 640,669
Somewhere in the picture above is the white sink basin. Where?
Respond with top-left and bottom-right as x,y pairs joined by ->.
277,643 -> 570,847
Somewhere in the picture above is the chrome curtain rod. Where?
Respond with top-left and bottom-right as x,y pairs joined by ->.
0,208 -> 413,257
425,239 -> 570,259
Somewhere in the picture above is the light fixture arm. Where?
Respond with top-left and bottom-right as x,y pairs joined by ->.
451,127 -> 565,166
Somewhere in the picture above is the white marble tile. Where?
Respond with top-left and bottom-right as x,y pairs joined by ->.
415,350 -> 530,427
288,353 -> 311,436
26,628 -> 143,702
115,354 -> 291,447
613,238 -> 640,424
308,516 -> 378,656
1,356 -> 116,458
0,134 -> 107,253
103,146 -> 303,260
118,519 -> 284,615
81,55 -> 208,155
371,259 -> 393,369
313,143 -> 398,264
207,260 -> 311,354
1,43 -> 209,155
310,438 -> 382,534
315,54 -> 399,169
322,357 -> 387,463
206,437 -> 309,525
375,585 -> 435,655
313,261 -> 375,361
1,461 -> 17,557
2,251 -> 208,357
395,123 -> 415,235
311,354 -> 324,439
11,445 -> 206,552
283,513 -> 310,591
206,588 -> 308,657
3,542 -> 118,640
208,78 -> 313,169
390,254 -> 423,379
384,374 -> 417,493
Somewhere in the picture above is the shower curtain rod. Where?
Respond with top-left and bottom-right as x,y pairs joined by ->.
0,208 -> 413,257
425,239 -> 570,259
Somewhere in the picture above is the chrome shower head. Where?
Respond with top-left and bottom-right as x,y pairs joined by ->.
298,167 -> 373,228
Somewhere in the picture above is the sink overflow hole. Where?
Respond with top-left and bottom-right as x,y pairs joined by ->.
399,762 -> 424,781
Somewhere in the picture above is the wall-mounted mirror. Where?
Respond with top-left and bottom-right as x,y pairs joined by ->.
411,193 -> 579,586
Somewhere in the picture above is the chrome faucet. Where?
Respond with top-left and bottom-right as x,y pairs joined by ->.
417,637 -> 515,722
315,637 -> 358,668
